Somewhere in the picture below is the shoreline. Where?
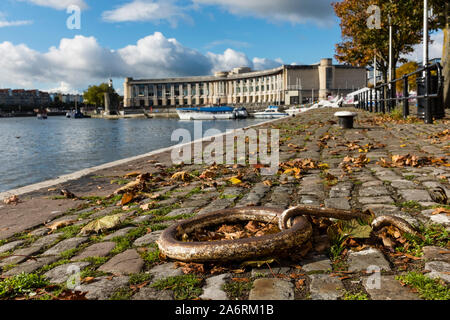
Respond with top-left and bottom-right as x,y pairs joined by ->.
0,117 -> 284,201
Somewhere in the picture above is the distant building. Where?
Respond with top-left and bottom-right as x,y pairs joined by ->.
0,89 -> 51,107
124,58 -> 367,108
50,93 -> 84,104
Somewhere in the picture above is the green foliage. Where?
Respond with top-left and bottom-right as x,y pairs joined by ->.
397,224 -> 449,256
151,275 -> 203,300
0,273 -> 49,298
396,272 -> 450,300
83,83 -> 116,107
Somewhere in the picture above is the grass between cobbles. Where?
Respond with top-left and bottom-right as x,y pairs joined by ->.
395,224 -> 449,257
222,279 -> 254,300
150,274 -> 203,300
0,273 -> 49,299
341,290 -> 369,300
396,272 -> 450,300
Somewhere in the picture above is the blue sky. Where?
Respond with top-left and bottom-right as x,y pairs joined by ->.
0,0 -> 442,94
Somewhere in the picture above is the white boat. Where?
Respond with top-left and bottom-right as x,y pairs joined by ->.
285,104 -> 310,116
253,106 -> 288,119
176,106 -> 236,120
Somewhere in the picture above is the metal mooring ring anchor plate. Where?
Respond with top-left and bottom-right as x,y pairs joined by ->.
157,207 -> 312,263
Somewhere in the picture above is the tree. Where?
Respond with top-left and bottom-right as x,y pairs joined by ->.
333,0 -> 440,85
83,83 -> 114,107
429,0 -> 449,108
396,61 -> 419,92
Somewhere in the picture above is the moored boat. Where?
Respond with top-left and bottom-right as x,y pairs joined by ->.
253,106 -> 288,119
233,107 -> 249,119
176,106 -> 236,120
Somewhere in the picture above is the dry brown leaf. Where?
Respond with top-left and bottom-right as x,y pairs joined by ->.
3,195 -> 20,205
121,192 -> 134,206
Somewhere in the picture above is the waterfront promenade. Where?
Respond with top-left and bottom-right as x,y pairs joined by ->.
0,107 -> 449,300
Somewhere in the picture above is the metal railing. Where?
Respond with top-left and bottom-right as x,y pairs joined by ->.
355,62 -> 444,124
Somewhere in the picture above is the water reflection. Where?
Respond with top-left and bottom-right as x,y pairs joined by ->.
0,117 -> 267,192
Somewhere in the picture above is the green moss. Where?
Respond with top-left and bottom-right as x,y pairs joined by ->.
110,287 -> 133,300
396,272 -> 450,300
58,224 -> 83,239
141,246 -> 160,266
395,200 -> 424,211
151,275 -> 203,300
110,179 -> 130,186
342,291 -> 369,300
0,273 -> 49,298
404,175 -> 416,181
129,273 -> 153,285
223,280 -> 253,300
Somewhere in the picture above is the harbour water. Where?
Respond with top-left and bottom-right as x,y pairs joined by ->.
0,117 -> 268,193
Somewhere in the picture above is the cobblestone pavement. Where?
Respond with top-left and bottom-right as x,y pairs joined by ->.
0,107 -> 449,300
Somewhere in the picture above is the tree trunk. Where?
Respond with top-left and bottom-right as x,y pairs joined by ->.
443,4 -> 449,108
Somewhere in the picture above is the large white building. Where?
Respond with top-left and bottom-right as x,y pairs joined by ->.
124,58 -> 366,108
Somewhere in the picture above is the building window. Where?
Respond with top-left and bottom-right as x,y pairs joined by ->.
138,85 -> 145,96
174,84 -> 180,96
183,85 -> 188,96
157,84 -> 162,97
165,85 -> 171,96
148,85 -> 154,97
326,68 -> 333,89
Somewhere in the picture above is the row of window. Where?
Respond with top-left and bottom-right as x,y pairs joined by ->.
134,83 -> 280,97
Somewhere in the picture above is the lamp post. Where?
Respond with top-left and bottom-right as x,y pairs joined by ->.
423,0 -> 429,69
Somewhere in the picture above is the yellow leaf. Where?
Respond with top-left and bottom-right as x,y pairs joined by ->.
229,177 -> 242,185
400,144 -> 407,148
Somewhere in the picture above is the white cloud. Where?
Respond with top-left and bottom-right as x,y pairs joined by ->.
102,0 -> 189,26
0,19 -> 33,28
0,11 -> 33,28
0,32 -> 285,93
252,57 -> 283,70
404,31 -> 444,63
193,0 -> 334,25
204,39 -> 251,49
17,0 -> 87,10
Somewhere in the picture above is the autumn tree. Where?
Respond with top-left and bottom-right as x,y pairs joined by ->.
395,61 -> 419,92
333,0 -> 441,86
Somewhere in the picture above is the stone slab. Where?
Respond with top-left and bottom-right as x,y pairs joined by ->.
71,242 -> 116,261
248,278 -> 294,300
44,262 -> 90,284
363,275 -> 421,300
148,262 -> 184,282
42,237 -> 88,257
79,276 -> 129,300
422,246 -> 450,263
309,274 -> 344,300
347,248 -> 391,272
98,249 -> 144,275
424,261 -> 450,283
302,259 -> 332,272
398,189 -> 432,202
0,240 -> 24,255
132,287 -> 174,300
324,198 -> 351,210
199,274 -> 230,300
133,231 -> 163,247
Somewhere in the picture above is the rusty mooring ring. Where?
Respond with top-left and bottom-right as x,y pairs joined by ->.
157,207 -> 312,262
